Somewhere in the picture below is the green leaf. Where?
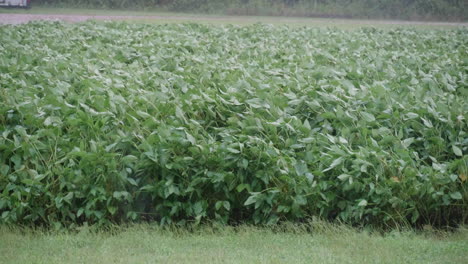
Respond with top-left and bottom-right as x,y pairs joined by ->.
294,161 -> 308,176
244,195 -> 257,206
421,117 -> 433,128
402,138 -> 414,148
361,112 -> 375,122
358,200 -> 368,207
450,192 -> 462,200
406,112 -> 419,119
448,174 -> 458,183
2,211 -> 9,219
452,145 -> 463,157
186,132 -> 196,145
215,201 -> 223,210
323,157 -> 344,172
108,206 -> 117,215
236,184 -> 249,193
277,205 -> 290,213
77,208 -> 84,218
337,174 -> 350,181
193,202 -> 203,215
105,142 -> 118,152
136,110 -> 151,118
127,178 -> 138,186
294,195 -> 307,205
0,165 -> 9,176
223,201 -> 230,211
227,148 -> 240,154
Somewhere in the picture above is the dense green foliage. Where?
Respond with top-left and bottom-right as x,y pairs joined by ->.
0,22 -> 467,228
34,0 -> 467,21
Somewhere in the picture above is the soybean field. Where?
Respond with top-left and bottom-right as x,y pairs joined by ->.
0,22 -> 466,228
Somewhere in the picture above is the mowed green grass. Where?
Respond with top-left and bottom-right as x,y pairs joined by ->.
1,6 -> 466,29
1,224 -> 467,264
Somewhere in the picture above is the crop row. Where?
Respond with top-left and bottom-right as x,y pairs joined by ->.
0,22 -> 466,228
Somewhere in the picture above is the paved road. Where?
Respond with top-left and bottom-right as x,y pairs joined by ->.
0,13 -> 466,26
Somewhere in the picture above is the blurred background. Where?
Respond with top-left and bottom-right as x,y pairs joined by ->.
29,0 -> 468,21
